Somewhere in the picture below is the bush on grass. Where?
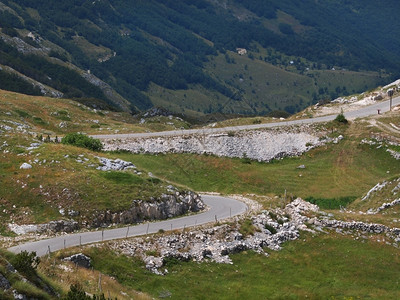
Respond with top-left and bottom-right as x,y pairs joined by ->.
61,133 -> 102,151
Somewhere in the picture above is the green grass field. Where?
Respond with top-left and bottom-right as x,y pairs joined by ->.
115,137 -> 400,205
81,232 -> 400,299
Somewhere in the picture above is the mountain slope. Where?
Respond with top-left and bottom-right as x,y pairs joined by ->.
0,0 -> 398,116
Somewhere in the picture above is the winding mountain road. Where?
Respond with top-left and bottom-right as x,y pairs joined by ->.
92,96 -> 400,140
8,195 -> 247,257
8,97 -> 399,256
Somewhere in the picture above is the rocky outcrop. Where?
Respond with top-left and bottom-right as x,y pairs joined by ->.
387,149 -> 400,160
361,181 -> 388,201
90,191 -> 204,227
9,191 -> 204,234
96,157 -> 136,171
9,220 -> 79,235
103,126 -> 327,162
63,253 -> 91,268
0,273 -> 11,290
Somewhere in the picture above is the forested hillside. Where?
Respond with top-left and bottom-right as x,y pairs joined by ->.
0,0 -> 398,116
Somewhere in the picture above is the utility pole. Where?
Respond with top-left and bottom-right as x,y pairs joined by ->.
388,88 -> 394,111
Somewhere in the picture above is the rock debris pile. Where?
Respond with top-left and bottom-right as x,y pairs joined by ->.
103,126 -> 327,162
111,198 -> 318,274
110,198 -> 400,275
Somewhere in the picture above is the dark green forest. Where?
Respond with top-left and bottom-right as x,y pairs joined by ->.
0,0 -> 398,115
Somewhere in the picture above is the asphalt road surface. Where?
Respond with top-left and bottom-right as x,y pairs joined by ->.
8,195 -> 247,256
92,96 -> 400,140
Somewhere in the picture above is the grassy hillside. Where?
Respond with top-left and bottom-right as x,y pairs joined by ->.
0,90 -> 189,135
0,90 -> 192,233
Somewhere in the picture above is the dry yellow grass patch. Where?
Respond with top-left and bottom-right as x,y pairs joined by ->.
40,255 -> 151,300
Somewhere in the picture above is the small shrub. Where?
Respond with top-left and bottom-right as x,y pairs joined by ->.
268,211 -> 277,220
33,117 -> 46,125
147,178 -> 161,184
15,109 -> 30,118
264,223 -> 277,234
61,133 -> 103,151
239,218 -> 257,237
63,284 -> 114,300
12,251 -> 40,276
58,115 -> 71,121
145,250 -> 160,257
163,256 -> 181,267
63,284 -> 90,300
57,110 -> 68,115
240,153 -> 252,164
334,113 -> 348,124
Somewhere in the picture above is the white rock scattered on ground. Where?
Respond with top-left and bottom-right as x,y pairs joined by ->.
362,181 -> 388,201
19,163 -> 32,170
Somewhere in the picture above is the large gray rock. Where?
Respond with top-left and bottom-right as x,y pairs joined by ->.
0,273 -> 11,290
63,253 -> 91,268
